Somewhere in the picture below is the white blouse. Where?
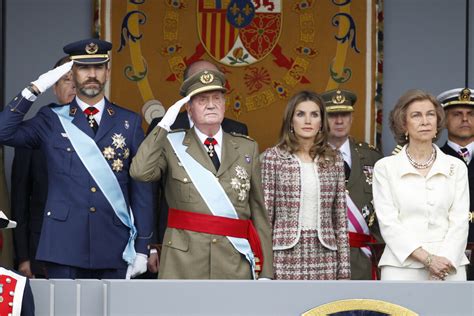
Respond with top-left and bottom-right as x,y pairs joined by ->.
299,162 -> 320,229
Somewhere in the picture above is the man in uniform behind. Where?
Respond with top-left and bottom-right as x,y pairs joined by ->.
321,89 -> 383,280
437,87 -> 474,280
131,61 -> 273,279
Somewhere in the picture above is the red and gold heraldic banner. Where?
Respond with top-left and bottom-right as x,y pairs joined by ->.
97,0 -> 383,151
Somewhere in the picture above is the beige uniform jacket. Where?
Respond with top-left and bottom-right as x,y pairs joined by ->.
346,140 -> 383,279
130,126 -> 273,279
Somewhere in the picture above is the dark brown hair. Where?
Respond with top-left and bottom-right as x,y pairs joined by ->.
277,90 -> 335,161
390,89 -> 445,145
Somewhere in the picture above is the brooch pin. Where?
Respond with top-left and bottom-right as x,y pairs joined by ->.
231,165 -> 251,201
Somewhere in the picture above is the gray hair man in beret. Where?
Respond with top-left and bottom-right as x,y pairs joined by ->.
438,87 -> 474,280
131,60 -> 273,280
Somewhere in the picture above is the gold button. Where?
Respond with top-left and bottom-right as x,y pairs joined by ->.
168,241 -> 172,245
91,187 -> 97,193
47,211 -> 51,216
212,238 -> 217,243
89,207 -> 96,212
183,178 -> 188,183
66,147 -> 71,152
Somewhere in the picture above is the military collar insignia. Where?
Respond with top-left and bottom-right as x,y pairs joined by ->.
107,107 -> 115,116
85,42 -> 99,55
200,71 -> 214,84
69,107 -> 77,116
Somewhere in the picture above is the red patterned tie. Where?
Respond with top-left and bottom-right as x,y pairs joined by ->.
204,137 -> 220,171
84,107 -> 99,133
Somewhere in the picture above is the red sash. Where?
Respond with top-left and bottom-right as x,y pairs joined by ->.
349,231 -> 378,280
167,208 -> 264,273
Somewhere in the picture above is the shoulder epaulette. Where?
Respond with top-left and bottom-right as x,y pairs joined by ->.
169,128 -> 186,134
230,132 -> 255,141
391,144 -> 403,155
356,141 -> 378,152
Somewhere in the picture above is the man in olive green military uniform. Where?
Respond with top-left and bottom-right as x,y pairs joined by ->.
130,61 -> 273,279
321,89 -> 383,280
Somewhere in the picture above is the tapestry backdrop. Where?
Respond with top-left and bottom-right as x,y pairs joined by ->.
97,0 -> 383,151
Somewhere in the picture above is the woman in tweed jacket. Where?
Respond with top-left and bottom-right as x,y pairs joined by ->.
261,90 -> 350,280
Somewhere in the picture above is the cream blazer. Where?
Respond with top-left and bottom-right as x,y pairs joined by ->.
373,145 -> 469,270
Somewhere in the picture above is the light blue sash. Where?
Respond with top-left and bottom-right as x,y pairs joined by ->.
167,131 -> 256,278
52,106 -> 137,265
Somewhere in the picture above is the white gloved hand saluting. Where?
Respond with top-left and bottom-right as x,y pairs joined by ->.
125,253 -> 148,279
157,95 -> 191,131
31,60 -> 74,94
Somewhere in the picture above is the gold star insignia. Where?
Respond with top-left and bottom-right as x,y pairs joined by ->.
112,158 -> 124,172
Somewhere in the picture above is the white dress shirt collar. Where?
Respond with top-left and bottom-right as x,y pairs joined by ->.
75,96 -> 105,125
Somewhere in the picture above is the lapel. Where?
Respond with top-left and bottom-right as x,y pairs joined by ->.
216,132 -> 240,177
95,99 -> 117,142
183,128 -> 216,174
69,99 -> 95,139
346,140 -> 360,190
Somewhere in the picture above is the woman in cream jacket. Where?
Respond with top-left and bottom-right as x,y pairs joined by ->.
373,90 -> 469,281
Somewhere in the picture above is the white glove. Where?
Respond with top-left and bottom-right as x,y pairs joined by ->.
158,95 -> 190,131
125,253 -> 148,279
31,60 -> 74,94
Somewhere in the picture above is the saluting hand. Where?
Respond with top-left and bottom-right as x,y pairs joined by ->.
31,60 -> 74,94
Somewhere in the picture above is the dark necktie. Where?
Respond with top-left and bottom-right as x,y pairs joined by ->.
204,137 -> 220,171
343,160 -> 351,181
84,106 -> 99,134
459,147 -> 470,164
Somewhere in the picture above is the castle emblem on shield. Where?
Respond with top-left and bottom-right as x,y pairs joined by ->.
197,0 -> 282,67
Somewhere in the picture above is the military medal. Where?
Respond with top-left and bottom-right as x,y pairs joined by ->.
123,148 -> 130,160
245,154 -> 251,163
361,205 -> 370,219
112,158 -> 124,172
103,146 -> 116,160
111,133 -> 126,149
124,120 -> 130,129
362,165 -> 374,185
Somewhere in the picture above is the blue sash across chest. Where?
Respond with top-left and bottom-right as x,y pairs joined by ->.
52,106 -> 137,265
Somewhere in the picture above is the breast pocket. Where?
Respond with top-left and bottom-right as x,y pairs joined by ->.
52,140 -> 75,175
170,170 -> 199,203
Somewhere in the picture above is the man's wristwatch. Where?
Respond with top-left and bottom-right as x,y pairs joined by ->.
26,84 -> 40,96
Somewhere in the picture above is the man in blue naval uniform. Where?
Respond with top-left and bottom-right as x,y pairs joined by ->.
0,38 -> 153,279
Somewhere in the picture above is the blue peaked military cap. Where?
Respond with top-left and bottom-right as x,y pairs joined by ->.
63,38 -> 112,64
